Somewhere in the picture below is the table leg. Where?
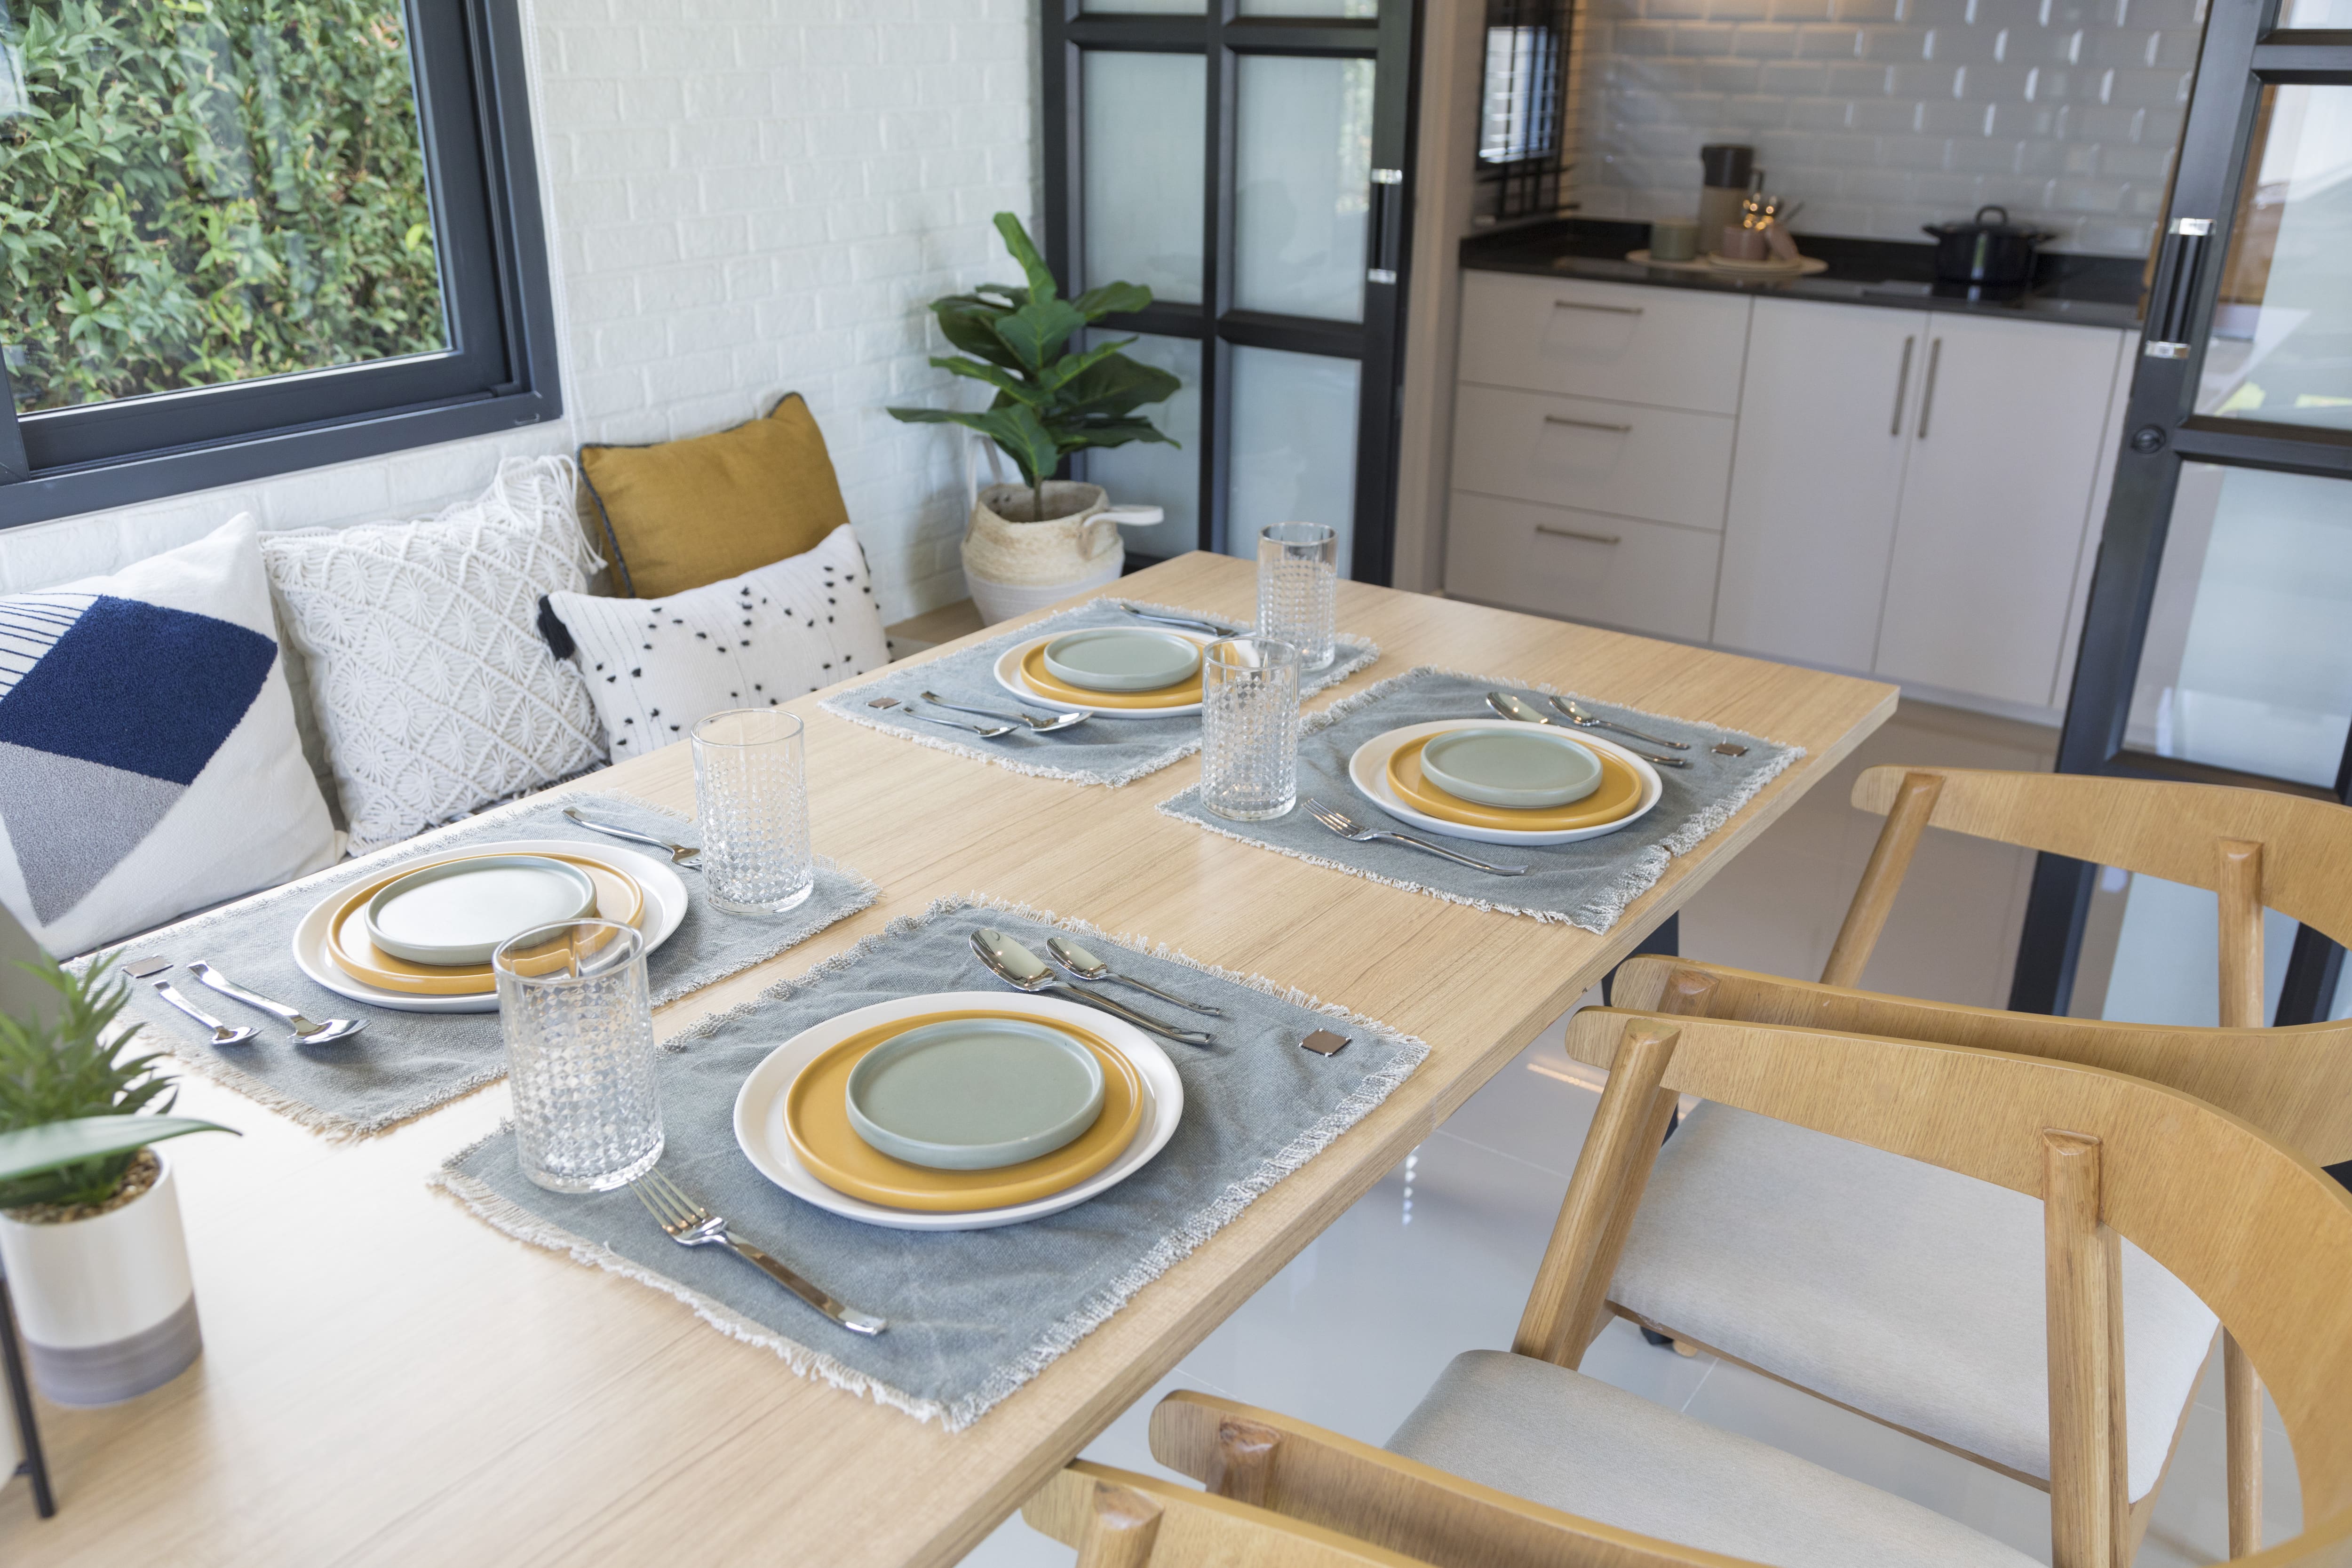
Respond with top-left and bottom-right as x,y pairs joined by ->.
2,1274 -> 55,1518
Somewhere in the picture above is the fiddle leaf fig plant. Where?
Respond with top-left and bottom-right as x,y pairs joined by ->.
888,212 -> 1180,523
0,955 -> 234,1211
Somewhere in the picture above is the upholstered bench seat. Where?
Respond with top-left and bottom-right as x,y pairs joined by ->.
1609,1103 -> 2219,1502
1388,1349 -> 2042,1568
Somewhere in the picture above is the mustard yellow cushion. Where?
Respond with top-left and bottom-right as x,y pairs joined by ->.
579,393 -> 853,599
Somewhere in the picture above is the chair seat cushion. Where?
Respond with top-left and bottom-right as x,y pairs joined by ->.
1611,1104 -> 2217,1501
1388,1350 -> 2040,1568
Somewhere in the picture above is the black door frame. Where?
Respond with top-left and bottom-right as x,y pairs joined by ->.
1037,0 -> 1421,585
2010,0 -> 2352,1022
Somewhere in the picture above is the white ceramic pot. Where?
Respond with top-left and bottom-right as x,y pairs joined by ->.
0,1152 -> 201,1407
961,481 -> 1164,626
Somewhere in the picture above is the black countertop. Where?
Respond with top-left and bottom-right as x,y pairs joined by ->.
1462,219 -> 2148,332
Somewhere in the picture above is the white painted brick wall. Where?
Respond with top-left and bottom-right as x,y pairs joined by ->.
4,0 -> 1036,622
1571,0 -> 2201,255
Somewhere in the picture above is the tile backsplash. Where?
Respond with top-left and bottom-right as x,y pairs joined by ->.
1569,0 -> 2203,255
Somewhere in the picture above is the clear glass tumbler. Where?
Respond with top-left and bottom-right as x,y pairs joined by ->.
1256,522 -> 1338,671
691,708 -> 815,915
1200,635 -> 1301,822
494,920 -> 662,1194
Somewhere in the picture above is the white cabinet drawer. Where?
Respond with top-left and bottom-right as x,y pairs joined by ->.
1443,493 -> 1721,644
1451,383 -> 1733,532
1458,270 -> 1751,414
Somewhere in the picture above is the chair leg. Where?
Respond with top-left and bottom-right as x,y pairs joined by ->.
2225,1333 -> 2262,1558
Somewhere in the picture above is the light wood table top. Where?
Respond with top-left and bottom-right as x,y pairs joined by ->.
0,554 -> 1895,1568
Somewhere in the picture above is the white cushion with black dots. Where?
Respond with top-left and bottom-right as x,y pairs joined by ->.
540,523 -> 887,759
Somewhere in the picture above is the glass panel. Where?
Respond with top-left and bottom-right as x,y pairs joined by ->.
2070,865 -> 2301,1026
2198,86 -> 2352,431
1080,330 -> 1202,556
1085,0 -> 1206,10
2279,0 -> 2352,23
1480,24 -> 1561,165
1081,51 -> 1205,306
1,0 -> 449,414
1225,345 -> 1360,578
1238,0 -> 1377,14
2123,464 -> 2352,788
1233,56 -> 1375,323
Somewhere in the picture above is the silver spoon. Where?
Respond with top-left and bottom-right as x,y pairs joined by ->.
969,930 -> 1215,1048
1045,935 -> 1225,1017
125,960 -> 260,1047
563,806 -> 702,868
902,704 -> 1017,740
1549,695 -> 1691,750
187,962 -> 366,1045
1484,692 -> 1691,769
918,690 -> 1088,732
1116,603 -> 1240,637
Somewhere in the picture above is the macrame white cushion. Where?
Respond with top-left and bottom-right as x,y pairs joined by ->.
0,515 -> 337,955
261,457 -> 607,852
542,523 -> 886,760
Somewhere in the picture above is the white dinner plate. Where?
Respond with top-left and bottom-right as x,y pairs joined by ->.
1346,721 -> 1664,846
992,629 -> 1210,718
731,990 -> 1184,1231
290,839 -> 691,1014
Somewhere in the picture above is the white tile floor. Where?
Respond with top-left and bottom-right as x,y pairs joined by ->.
963,701 -> 2302,1567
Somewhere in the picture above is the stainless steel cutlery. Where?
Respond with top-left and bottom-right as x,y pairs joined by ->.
125,960 -> 257,1046
630,1167 -> 885,1336
562,806 -> 703,868
918,690 -> 1088,732
1114,602 -> 1240,637
900,703 -> 1018,740
1483,691 -> 1690,768
187,961 -> 366,1044
970,929 -> 1216,1048
1304,799 -> 1530,876
1044,935 -> 1224,1017
1548,695 -> 1691,751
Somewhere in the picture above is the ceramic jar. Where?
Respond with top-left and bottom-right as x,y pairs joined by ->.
961,481 -> 1163,625
0,1151 -> 201,1406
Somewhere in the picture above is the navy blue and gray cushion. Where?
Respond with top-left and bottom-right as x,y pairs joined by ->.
0,517 -> 336,955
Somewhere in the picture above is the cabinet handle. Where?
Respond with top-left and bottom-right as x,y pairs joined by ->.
1551,300 -> 1644,316
1542,414 -> 1635,433
1535,524 -> 1623,546
1916,338 -> 1943,439
1889,335 -> 1915,436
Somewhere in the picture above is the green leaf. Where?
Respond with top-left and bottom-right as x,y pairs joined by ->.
1036,335 -> 1134,394
0,1115 -> 237,1189
932,302 -> 1023,368
1057,353 -> 1184,419
989,296 -> 1088,373
991,212 -> 1059,304
933,354 -> 1047,407
1073,281 -> 1152,321
1050,416 -> 1181,455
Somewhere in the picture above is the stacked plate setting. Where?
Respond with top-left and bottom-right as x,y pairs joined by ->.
992,626 -> 1210,717
1346,721 -> 1664,846
290,841 -> 694,1014
731,992 -> 1184,1231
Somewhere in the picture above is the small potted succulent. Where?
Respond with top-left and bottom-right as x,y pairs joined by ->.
0,956 -> 232,1406
889,212 -> 1182,623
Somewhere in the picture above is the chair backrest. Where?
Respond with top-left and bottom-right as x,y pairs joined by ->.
1551,1008 -> 2352,1568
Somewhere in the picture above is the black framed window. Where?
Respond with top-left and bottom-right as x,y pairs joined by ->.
0,0 -> 559,526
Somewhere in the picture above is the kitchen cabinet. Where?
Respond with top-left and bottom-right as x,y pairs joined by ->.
1875,315 -> 2127,706
1450,383 -> 1735,533
1457,271 -> 1751,415
1714,300 -> 1924,673
1445,493 -> 1722,644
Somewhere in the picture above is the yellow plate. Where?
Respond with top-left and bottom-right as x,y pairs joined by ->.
1019,641 -> 1203,709
1387,735 -> 1646,832
786,1010 -> 1146,1212
326,853 -> 647,996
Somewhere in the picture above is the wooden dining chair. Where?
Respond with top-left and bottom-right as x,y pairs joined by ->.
1592,765 -> 2352,1561
1022,1459 -> 1433,1568
1087,1009 -> 2352,1568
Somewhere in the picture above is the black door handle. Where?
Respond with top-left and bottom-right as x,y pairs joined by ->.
1367,167 -> 1405,286
2144,216 -> 2212,361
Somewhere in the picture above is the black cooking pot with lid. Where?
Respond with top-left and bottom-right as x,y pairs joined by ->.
1921,205 -> 2051,287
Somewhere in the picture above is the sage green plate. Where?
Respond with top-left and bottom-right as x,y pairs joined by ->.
364,855 -> 600,966
845,1018 -> 1106,1171
1419,724 -> 1604,810
1040,628 -> 1204,693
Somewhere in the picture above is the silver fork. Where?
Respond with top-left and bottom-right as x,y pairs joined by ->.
629,1167 -> 885,1336
918,690 -> 1088,732
1304,799 -> 1529,876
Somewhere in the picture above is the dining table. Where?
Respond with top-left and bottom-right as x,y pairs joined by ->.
0,552 -> 1896,1567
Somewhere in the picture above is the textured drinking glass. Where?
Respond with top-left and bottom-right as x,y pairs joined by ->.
495,920 -> 662,1194
1200,636 -> 1301,822
692,708 -> 815,915
1257,522 -> 1338,670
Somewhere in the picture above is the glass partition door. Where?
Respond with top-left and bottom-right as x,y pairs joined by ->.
1041,0 -> 1419,583
2014,1 -> 2352,1029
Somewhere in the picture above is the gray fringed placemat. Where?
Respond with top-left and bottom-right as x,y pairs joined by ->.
83,792 -> 880,1138
432,894 -> 1427,1430
822,597 -> 1378,786
1159,667 -> 1803,932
